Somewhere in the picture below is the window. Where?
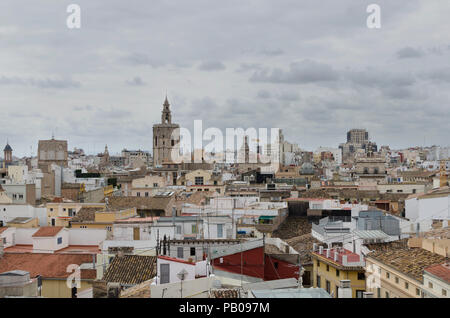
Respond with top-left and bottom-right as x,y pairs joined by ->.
106,226 -> 112,231
428,282 -> 433,289
177,247 -> 184,258
160,263 -> 170,284
176,225 -> 181,234
395,277 -> 399,284
385,291 -> 389,298
412,189 -> 416,194
191,224 -> 197,234
377,288 -> 381,298
326,280 -> 330,293
386,272 -> 390,279
50,208 -> 53,211
57,237 -> 62,244
145,192 -> 149,197
190,247 -> 196,256
317,260 -> 320,267
326,265 -> 329,272
356,290 -> 364,298
274,262 -> 279,269
358,272 -> 365,280
153,183 -> 158,187
405,282 -> 409,289
442,289 -> 447,296
217,224 -> 223,238
336,269 -> 340,277
137,192 -> 141,197
416,288 -> 420,296
195,177 -> 204,185
316,275 -> 321,288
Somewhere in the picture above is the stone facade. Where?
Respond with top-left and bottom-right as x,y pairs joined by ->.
152,97 -> 180,167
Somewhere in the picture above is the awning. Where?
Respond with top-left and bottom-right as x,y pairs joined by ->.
259,216 -> 276,220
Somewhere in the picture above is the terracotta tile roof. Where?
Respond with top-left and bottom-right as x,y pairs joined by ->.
0,253 -> 96,279
103,255 -> 157,285
119,279 -> 153,298
367,243 -> 448,282
32,226 -> 64,237
211,289 -> 240,298
424,263 -> 450,284
71,207 -> 99,222
105,196 -> 172,211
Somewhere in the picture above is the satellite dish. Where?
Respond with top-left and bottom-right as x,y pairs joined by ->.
177,269 -> 188,281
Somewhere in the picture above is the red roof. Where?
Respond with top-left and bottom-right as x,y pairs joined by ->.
425,263 -> 450,284
158,255 -> 196,265
0,253 -> 96,279
32,226 -> 64,237
312,248 -> 362,266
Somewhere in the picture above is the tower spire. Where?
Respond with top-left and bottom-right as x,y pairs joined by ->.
161,94 -> 172,124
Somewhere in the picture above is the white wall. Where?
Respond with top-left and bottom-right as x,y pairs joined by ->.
33,228 -> 69,253
0,205 -> 46,226
68,228 -> 107,246
156,257 -> 196,285
151,276 -> 216,298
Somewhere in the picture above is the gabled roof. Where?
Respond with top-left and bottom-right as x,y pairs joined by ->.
32,226 -> 64,237
424,263 -> 450,284
103,255 -> 157,285
0,253 -> 96,279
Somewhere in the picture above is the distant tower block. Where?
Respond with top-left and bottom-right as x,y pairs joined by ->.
152,96 -> 180,167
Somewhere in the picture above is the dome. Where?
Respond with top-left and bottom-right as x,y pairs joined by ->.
301,162 -> 314,174
4,143 -> 12,152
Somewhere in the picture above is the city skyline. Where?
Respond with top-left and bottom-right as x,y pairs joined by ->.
1,1 -> 450,156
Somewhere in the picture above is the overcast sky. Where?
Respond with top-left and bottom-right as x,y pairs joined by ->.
1,0 -> 449,157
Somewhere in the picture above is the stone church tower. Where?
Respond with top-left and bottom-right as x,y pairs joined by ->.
152,96 -> 180,167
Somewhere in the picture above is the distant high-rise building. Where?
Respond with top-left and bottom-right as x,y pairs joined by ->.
152,96 -> 180,167
347,129 -> 369,144
340,128 -> 377,161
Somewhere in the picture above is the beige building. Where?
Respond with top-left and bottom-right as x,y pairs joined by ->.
377,182 -> 427,194
47,202 -> 106,227
131,175 -> 167,197
365,241 -> 447,298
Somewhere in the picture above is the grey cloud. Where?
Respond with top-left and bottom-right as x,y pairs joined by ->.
257,90 -> 271,99
259,48 -> 284,56
0,76 -> 80,88
396,47 -> 425,59
249,60 -> 339,84
121,53 -> 166,68
198,61 -> 226,71
126,76 -> 146,86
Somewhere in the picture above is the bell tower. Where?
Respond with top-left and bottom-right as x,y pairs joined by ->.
152,96 -> 180,167
3,141 -> 12,168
